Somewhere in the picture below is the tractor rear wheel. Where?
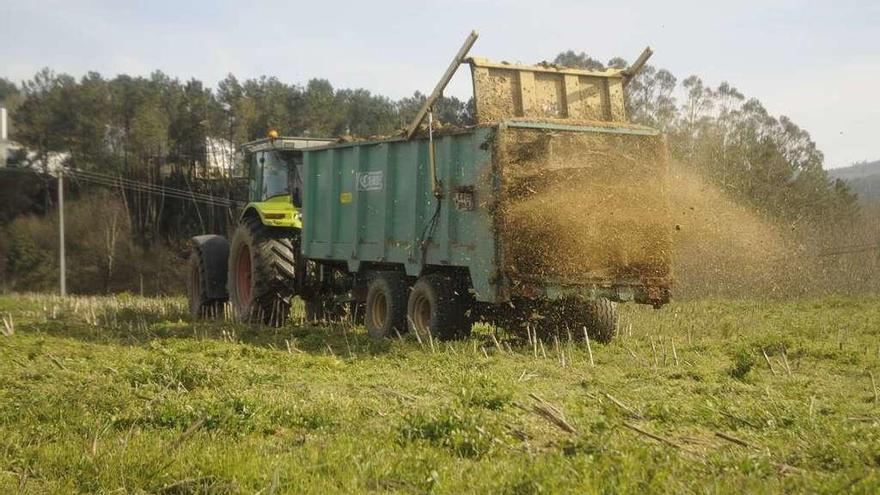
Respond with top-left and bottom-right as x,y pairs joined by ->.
227,216 -> 297,325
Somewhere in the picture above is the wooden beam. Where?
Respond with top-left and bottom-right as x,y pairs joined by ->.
405,30 -> 479,140
622,46 -> 654,86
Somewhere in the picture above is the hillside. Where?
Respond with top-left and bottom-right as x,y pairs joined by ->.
828,160 -> 880,203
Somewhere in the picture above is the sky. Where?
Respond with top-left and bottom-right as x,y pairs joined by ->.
1,0 -> 878,168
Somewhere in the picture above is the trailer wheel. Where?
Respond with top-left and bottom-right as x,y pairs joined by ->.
577,298 -> 618,344
228,217 -> 297,325
560,298 -> 619,344
364,272 -> 408,338
407,273 -> 472,340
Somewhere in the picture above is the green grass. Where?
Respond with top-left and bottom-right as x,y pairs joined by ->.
1,294 -> 879,494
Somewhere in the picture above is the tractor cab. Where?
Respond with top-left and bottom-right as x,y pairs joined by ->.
239,135 -> 335,227
249,146 -> 297,204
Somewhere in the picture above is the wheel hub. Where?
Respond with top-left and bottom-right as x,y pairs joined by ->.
411,292 -> 432,333
370,292 -> 387,329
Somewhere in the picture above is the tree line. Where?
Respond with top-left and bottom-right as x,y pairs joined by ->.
554,50 -> 857,224
0,50 -> 861,293
3,51 -> 857,232
0,69 -> 472,245
1,70 -> 471,174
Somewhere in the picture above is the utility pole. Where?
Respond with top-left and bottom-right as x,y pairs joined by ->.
58,167 -> 66,296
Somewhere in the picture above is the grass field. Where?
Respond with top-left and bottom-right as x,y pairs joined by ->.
1,294 -> 879,494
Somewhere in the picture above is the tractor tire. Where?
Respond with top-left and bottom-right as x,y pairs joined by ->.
187,248 -> 225,318
407,273 -> 472,340
364,272 -> 409,338
228,216 -> 298,325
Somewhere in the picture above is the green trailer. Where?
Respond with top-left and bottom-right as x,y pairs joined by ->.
298,119 -> 671,341
188,39 -> 672,342
293,51 -> 671,341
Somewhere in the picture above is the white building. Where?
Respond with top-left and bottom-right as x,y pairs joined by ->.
158,136 -> 241,178
204,136 -> 238,177
0,107 -> 67,174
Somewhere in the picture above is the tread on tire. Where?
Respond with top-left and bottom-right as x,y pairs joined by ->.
227,216 -> 297,325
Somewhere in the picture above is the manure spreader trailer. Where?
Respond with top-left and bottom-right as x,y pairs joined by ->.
187,33 -> 672,343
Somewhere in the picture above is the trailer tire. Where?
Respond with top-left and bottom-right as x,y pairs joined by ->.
364,272 -> 408,338
582,298 -> 618,344
228,216 -> 297,325
407,273 -> 472,340
536,297 -> 618,344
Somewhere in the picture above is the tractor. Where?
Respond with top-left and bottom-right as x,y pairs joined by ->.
186,134 -> 333,324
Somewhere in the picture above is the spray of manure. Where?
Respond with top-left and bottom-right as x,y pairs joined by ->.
491,126 -> 848,299
497,128 -> 672,290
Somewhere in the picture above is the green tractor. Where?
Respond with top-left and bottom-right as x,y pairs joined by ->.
186,135 -> 334,324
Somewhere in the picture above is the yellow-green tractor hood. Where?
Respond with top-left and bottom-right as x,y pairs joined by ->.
243,195 -> 301,228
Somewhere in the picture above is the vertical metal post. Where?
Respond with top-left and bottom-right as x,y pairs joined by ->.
0,107 -> 7,141
428,108 -> 441,197
58,168 -> 66,296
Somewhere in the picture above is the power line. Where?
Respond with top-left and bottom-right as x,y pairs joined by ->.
5,165 -> 880,259
1,166 -> 244,208
73,167 -> 241,204
71,174 -> 239,208
65,168 -> 243,207
66,171 -> 240,208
